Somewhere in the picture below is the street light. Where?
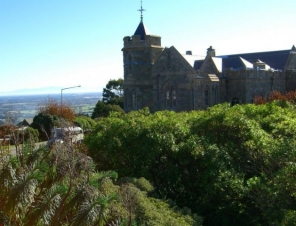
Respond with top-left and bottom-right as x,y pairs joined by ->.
61,85 -> 81,107
60,85 -> 81,142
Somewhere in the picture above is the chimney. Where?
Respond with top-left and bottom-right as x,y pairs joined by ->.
207,46 -> 215,57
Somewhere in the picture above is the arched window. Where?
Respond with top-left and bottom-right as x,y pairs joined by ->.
166,87 -> 177,109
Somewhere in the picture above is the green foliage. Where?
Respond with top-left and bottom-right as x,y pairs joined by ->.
0,136 -> 199,225
31,112 -> 59,141
91,101 -> 124,119
24,126 -> 39,143
85,102 -> 296,225
74,115 -> 96,130
92,78 -> 125,119
102,78 -> 124,108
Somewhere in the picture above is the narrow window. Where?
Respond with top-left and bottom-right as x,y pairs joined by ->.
172,90 -> 176,108
132,92 -> 137,109
205,87 -> 209,106
166,90 -> 171,109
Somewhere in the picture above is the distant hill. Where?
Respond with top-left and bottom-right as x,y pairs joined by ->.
0,86 -> 103,96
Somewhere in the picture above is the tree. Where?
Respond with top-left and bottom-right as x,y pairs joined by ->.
91,101 -> 124,119
102,78 -> 124,108
255,90 -> 296,105
85,102 -> 296,225
31,113 -> 59,141
31,98 -> 76,141
23,127 -> 39,143
74,115 -> 97,130
38,98 -> 75,122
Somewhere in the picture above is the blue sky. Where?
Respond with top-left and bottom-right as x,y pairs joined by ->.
0,0 -> 295,95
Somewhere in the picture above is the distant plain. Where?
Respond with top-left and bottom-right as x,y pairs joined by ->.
0,92 -> 101,124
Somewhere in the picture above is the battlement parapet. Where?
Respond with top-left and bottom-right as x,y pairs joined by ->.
225,68 -> 283,79
123,35 -> 161,47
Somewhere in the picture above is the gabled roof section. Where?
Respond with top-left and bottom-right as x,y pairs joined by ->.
218,49 -> 291,70
182,54 -> 204,67
194,60 -> 204,70
222,57 -> 254,70
240,57 -> 253,69
134,21 -> 150,40
153,46 -> 197,73
212,57 -> 222,72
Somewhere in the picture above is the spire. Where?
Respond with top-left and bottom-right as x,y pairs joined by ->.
134,1 -> 149,40
138,1 -> 145,22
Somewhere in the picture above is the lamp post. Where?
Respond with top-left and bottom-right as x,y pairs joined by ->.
60,84 -> 81,119
61,85 -> 81,107
60,85 -> 80,144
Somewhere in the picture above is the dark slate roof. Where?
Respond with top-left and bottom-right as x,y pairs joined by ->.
222,57 -> 249,70
134,21 -> 149,40
193,60 -> 204,70
218,49 -> 291,70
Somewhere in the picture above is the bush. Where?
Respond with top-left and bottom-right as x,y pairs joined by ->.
91,101 -> 124,119
85,103 -> 296,225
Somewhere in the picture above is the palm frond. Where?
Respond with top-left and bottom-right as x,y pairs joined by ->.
25,184 -> 65,226
71,194 -> 117,226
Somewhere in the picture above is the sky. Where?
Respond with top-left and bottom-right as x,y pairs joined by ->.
0,0 -> 295,95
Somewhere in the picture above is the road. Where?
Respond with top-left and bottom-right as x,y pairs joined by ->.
1,142 -> 47,156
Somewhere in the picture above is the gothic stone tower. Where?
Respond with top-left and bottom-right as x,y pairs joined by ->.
122,4 -> 163,112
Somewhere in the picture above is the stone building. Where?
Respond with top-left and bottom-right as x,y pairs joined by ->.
122,15 -> 296,112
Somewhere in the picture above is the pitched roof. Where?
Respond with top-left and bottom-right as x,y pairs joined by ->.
134,21 -> 150,40
218,49 -> 291,70
212,57 -> 223,72
194,46 -> 295,71
240,57 -> 254,69
182,54 -> 204,67
193,60 -> 204,70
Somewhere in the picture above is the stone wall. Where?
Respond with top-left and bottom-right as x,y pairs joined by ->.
225,69 -> 285,104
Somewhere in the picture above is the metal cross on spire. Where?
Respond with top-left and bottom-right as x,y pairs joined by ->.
138,0 -> 146,22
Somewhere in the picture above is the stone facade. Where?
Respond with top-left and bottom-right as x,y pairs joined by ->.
123,21 -> 296,112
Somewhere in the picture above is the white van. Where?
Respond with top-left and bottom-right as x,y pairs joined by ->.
48,127 -> 84,147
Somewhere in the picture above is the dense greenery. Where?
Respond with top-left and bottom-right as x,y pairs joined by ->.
85,102 -> 296,225
0,142 -> 201,225
74,115 -> 97,130
92,101 -> 125,119
31,113 -> 59,140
